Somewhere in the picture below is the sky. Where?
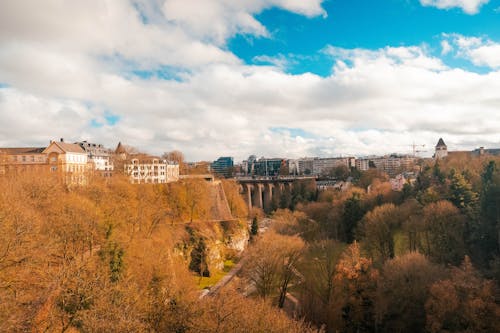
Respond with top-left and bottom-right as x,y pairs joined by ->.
1,0 -> 500,161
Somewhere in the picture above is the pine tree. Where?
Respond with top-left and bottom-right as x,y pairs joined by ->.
251,216 -> 259,236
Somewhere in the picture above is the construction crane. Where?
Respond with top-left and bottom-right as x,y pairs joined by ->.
410,143 -> 427,157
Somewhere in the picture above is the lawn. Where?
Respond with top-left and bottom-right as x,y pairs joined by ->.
194,259 -> 235,290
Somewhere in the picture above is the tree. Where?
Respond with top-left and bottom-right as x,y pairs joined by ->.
250,216 -> 259,236
448,169 -> 478,215
162,150 -> 186,174
332,242 -> 378,333
426,257 -> 500,333
330,165 -> 350,181
421,200 -> 466,265
194,289 -> 320,333
342,192 -> 365,243
474,161 -> 500,266
298,240 -> 345,330
359,203 -> 399,264
244,231 -> 305,307
376,252 -> 445,333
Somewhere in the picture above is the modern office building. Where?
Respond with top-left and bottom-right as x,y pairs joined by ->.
210,156 -> 234,177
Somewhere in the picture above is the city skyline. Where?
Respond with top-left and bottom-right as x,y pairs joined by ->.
1,1 -> 500,161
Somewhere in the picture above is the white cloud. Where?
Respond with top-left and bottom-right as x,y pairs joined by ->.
420,0 -> 489,14
161,0 -> 326,45
441,40 -> 453,55
1,1 -> 500,161
445,34 -> 500,68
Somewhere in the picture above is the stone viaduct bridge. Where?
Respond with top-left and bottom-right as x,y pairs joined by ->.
236,176 -> 316,211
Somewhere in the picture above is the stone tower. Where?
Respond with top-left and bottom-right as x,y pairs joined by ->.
435,138 -> 448,159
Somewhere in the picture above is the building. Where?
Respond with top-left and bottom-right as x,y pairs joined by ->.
0,147 -> 47,175
434,138 -> 448,159
355,158 -> 370,171
297,158 -> 314,175
210,156 -> 234,177
124,155 -> 179,184
242,156 -> 286,176
472,147 -> 500,156
253,158 -> 286,176
354,155 -> 415,176
76,141 -> 114,177
43,139 -> 90,185
287,159 -> 299,175
312,157 -> 355,176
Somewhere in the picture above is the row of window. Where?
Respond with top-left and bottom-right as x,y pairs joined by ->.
11,155 -> 46,163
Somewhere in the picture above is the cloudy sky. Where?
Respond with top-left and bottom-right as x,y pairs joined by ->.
1,0 -> 500,161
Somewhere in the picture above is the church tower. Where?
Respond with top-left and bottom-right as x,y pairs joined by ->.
435,138 -> 448,159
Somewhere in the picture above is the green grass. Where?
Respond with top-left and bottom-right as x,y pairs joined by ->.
223,259 -> 235,272
394,230 -> 409,257
194,259 -> 235,290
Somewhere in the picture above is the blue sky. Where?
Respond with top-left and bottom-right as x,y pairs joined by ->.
1,0 -> 500,160
231,0 -> 500,75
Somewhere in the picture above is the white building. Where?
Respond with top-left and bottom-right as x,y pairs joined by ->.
355,159 -> 370,171
76,141 -> 114,177
125,156 -> 179,184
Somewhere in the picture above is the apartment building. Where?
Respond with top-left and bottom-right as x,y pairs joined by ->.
43,139 -> 90,185
124,155 -> 179,184
77,140 -> 114,177
311,157 -> 355,175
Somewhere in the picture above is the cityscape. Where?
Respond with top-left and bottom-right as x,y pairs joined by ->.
1,1 -> 500,332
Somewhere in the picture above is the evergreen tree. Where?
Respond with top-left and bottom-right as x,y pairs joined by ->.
475,161 -> 500,266
342,193 -> 365,243
251,216 -> 259,236
448,169 -> 478,215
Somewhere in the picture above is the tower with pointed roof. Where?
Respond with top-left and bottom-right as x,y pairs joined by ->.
435,138 -> 448,159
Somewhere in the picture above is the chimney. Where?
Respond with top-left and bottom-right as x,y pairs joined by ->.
60,138 -> 64,142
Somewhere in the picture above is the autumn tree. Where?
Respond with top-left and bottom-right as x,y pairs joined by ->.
426,257 -> 500,333
358,203 -> 400,264
376,252 -> 445,333
271,209 -> 320,242
244,231 -> 305,307
331,242 -> 378,333
298,240 -> 345,330
421,201 -> 466,265
194,288 -> 321,333
399,199 -> 424,252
